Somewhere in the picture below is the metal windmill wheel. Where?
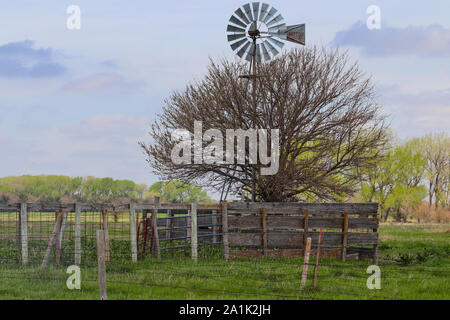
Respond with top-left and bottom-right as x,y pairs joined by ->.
227,2 -> 305,65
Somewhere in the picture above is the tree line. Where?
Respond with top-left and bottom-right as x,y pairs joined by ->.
358,132 -> 449,223
0,176 -> 211,204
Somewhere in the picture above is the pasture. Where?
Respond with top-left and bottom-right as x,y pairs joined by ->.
0,223 -> 448,300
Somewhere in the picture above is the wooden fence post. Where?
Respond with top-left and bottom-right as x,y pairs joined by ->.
221,201 -> 230,260
186,209 -> 191,246
313,228 -> 323,290
129,203 -> 138,262
75,203 -> 81,265
373,212 -> 379,265
102,210 -> 110,262
152,197 -> 161,260
96,230 -> 107,300
55,211 -> 67,264
212,210 -> 218,244
303,210 -> 309,248
20,203 -> 28,265
166,209 -> 173,240
56,211 -> 68,264
59,212 -> 68,249
261,208 -> 268,256
300,237 -> 312,291
342,211 -> 349,261
191,202 -> 198,261
41,212 -> 63,269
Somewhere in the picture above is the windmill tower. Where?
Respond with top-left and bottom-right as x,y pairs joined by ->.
221,2 -> 306,202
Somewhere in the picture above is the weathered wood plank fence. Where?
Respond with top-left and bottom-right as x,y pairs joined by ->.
224,202 -> 378,262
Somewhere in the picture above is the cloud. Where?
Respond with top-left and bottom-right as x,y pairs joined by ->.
388,88 -> 450,109
332,22 -> 450,57
0,40 -> 66,77
61,73 -> 145,93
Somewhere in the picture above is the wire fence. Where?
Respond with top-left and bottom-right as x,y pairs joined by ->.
1,252 -> 448,300
0,261 -> 450,300
0,202 -> 226,267
1,202 -> 448,300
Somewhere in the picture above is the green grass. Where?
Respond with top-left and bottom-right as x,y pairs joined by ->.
0,224 -> 449,300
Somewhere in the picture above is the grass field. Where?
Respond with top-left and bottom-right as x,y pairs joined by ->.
0,223 -> 448,300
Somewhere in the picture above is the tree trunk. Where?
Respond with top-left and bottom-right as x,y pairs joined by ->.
429,181 -> 433,208
384,208 -> 391,222
395,209 -> 402,222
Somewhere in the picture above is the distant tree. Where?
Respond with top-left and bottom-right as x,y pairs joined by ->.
149,180 -> 212,203
134,184 -> 148,200
0,175 -> 150,203
419,133 -> 449,209
360,139 -> 427,221
0,193 -> 9,204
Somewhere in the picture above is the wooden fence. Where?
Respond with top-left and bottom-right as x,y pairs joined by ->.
0,201 -> 378,265
223,202 -> 379,263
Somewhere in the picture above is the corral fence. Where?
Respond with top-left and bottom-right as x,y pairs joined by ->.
224,202 -> 379,263
0,200 -> 378,266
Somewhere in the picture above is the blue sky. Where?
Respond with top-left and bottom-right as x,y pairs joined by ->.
0,0 -> 449,186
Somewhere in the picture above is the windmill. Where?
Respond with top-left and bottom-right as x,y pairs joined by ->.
220,2 -> 306,202
227,2 -> 305,76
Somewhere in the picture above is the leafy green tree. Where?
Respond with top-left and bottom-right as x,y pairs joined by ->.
149,180 -> 212,203
360,139 -> 427,221
419,133 -> 449,209
0,175 -> 150,203
134,184 -> 148,200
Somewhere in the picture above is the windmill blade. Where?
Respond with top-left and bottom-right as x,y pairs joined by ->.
252,2 -> 260,22
248,20 -> 257,32
285,24 -> 306,45
259,3 -> 269,22
227,24 -> 246,33
268,37 -> 285,49
243,3 -> 254,22
262,7 -> 277,24
245,42 -> 256,62
234,8 -> 250,24
264,40 -> 279,56
227,33 -> 246,42
230,38 -> 248,51
267,13 -> 284,27
260,42 -> 271,61
229,15 -> 247,29
237,41 -> 252,58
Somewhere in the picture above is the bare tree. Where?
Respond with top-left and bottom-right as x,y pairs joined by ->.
420,132 -> 450,208
140,47 -> 388,202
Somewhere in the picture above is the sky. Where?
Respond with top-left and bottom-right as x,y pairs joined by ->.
0,0 -> 449,187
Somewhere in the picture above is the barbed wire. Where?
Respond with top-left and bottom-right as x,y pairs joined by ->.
0,272 -> 415,301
